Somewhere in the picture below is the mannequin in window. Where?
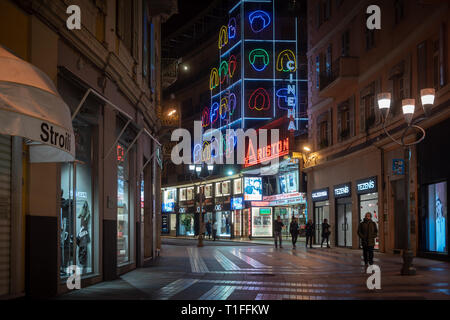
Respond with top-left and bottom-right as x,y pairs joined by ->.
61,189 -> 74,276
76,201 -> 91,274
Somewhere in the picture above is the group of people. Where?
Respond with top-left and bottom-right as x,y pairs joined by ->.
273,216 -> 331,249
205,220 -> 218,241
273,212 -> 378,267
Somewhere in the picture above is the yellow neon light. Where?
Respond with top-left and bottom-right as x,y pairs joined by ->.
276,49 -> 297,72
218,25 -> 228,49
209,68 -> 219,90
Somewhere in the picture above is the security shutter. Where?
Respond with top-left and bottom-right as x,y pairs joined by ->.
0,134 -> 11,296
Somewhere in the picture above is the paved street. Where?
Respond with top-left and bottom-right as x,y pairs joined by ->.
60,239 -> 450,300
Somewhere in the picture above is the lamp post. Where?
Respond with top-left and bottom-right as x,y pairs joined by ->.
377,88 -> 435,275
189,163 -> 214,247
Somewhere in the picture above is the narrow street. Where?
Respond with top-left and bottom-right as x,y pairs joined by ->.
61,239 -> 450,300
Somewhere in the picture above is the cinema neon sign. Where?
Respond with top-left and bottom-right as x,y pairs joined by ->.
244,137 -> 289,168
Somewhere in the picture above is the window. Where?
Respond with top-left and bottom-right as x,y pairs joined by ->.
60,122 -> 96,278
425,182 -> 447,254
360,83 -> 377,131
317,112 -> 330,149
222,181 -> 231,195
393,75 -> 405,115
116,0 -> 134,53
365,28 -> 375,51
417,41 -> 427,95
179,188 -> 187,201
215,182 -> 222,197
117,143 -> 131,265
394,0 -> 404,25
233,178 -> 242,195
143,0 -> 154,88
186,187 -> 194,200
326,45 -> 332,77
433,39 -> 440,91
324,0 -> 331,21
315,55 -> 320,89
341,30 -> 350,57
338,99 -> 354,141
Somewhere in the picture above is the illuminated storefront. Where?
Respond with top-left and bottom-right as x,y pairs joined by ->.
311,188 -> 330,245
356,177 -> 379,250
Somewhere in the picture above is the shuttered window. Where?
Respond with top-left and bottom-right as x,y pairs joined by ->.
0,134 -> 11,296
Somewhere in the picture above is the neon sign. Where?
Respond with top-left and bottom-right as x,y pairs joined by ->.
276,87 -> 296,110
276,50 -> 297,72
210,101 -> 219,124
249,48 -> 269,72
219,61 -> 228,84
209,68 -> 219,90
218,25 -> 228,49
248,88 -> 270,111
228,55 -> 237,78
202,107 -> 210,127
228,17 -> 236,39
244,137 -> 289,167
248,10 -> 271,33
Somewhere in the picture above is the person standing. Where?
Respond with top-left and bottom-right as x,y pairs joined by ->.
289,217 -> 300,249
274,216 -> 285,248
321,218 -> 331,248
357,212 -> 378,267
212,219 -> 218,241
305,219 -> 314,248
206,220 -> 212,239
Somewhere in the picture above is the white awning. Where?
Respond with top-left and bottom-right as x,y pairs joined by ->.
0,45 -> 75,162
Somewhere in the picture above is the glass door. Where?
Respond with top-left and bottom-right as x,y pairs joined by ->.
315,206 -> 323,244
337,199 -> 352,247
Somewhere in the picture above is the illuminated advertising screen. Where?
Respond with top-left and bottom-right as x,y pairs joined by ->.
251,207 -> 272,237
231,197 -> 243,210
162,189 -> 176,212
244,177 -> 262,200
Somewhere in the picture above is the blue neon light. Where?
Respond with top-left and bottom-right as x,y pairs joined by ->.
228,17 -> 237,39
248,10 -> 271,33
210,102 -> 219,125
220,40 -> 241,58
276,88 -> 296,111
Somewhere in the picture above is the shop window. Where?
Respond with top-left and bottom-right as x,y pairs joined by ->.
222,181 -> 231,196
179,188 -> 187,201
60,123 -> 95,277
205,184 -> 212,198
117,143 -> 130,265
425,182 -> 447,253
215,182 -> 222,197
186,187 -> 194,200
233,179 -> 242,195
179,213 -> 195,236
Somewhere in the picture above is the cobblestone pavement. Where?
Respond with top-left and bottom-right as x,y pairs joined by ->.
60,239 -> 450,300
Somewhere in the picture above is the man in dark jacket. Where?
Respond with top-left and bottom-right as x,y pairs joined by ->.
357,212 -> 378,267
289,217 -> 300,249
321,218 -> 331,248
305,219 -> 314,248
274,216 -> 285,248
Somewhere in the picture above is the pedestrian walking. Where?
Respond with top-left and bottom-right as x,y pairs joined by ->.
212,219 -> 218,241
289,217 -> 300,249
321,218 -> 331,248
206,220 -> 212,239
305,219 -> 314,248
357,212 -> 378,267
274,216 -> 285,248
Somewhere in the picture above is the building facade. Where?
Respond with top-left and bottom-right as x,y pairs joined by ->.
305,0 -> 449,259
0,0 -> 176,298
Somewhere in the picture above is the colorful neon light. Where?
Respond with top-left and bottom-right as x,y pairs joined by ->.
276,49 -> 297,72
193,143 -> 202,163
228,17 -> 236,39
209,68 -> 219,90
228,55 -> 237,78
248,10 -> 271,33
220,96 -> 229,120
218,25 -> 228,49
249,48 -> 269,72
244,137 -> 290,168
248,88 -> 270,111
219,61 -> 228,84
228,92 -> 237,116
210,101 -> 219,124
202,107 -> 210,127
276,87 -> 296,110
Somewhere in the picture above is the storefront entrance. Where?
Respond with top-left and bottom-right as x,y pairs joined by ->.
314,201 -> 330,244
336,197 -> 352,247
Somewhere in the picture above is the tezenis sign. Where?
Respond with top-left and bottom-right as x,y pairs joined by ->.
244,137 -> 289,167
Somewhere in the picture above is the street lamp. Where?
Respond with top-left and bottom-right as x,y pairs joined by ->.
377,88 -> 435,275
189,163 -> 214,247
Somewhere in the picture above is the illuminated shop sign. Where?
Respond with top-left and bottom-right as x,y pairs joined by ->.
261,192 -> 306,206
244,137 -> 289,168
334,183 -> 351,199
259,208 -> 271,215
231,197 -> 243,210
356,177 -> 377,195
311,188 -> 329,202
162,202 -> 175,213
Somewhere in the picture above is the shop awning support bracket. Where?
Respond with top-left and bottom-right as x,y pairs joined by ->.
104,118 -> 132,160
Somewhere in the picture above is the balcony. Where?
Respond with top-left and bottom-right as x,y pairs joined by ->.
319,56 -> 359,98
